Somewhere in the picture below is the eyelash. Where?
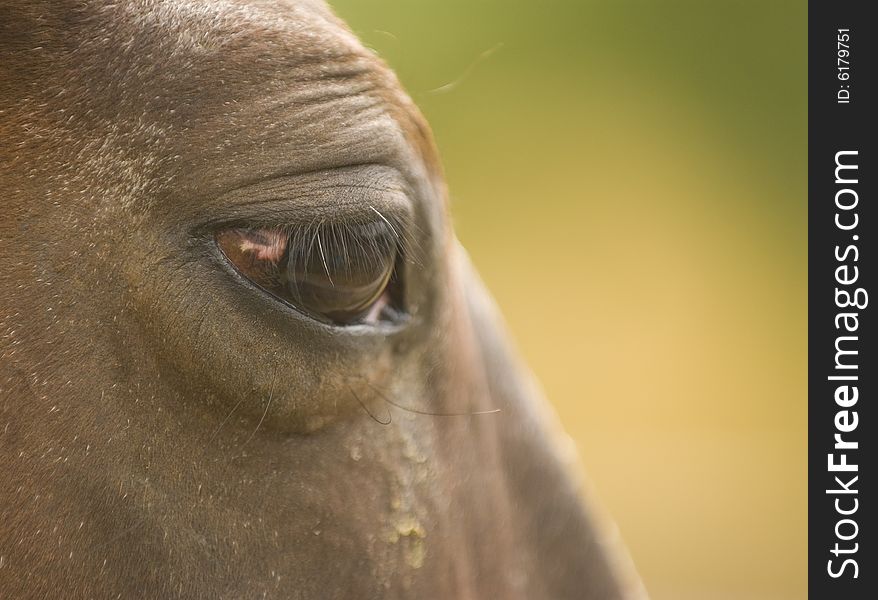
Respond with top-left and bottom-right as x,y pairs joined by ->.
215,207 -> 414,325
284,212 -> 407,278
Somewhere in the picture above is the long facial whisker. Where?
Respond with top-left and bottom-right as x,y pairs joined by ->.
349,384 -> 391,425
241,376 -> 275,447
363,380 -> 501,417
424,42 -> 504,95
206,396 -> 246,447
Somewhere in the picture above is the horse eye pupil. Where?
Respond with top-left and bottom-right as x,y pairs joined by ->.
286,237 -> 395,322
216,223 -> 401,325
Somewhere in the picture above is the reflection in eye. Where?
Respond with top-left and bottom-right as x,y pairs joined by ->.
216,213 -> 405,325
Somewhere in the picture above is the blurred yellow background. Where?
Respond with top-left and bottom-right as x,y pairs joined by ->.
332,1 -> 807,598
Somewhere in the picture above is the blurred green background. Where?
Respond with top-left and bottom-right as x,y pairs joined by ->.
331,1 -> 806,598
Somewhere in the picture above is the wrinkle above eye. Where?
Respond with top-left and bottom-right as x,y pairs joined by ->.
189,164 -> 415,231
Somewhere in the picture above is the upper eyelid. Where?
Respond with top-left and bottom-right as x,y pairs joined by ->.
192,164 -> 415,234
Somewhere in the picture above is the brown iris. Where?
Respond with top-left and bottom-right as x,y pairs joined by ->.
216,218 -> 402,325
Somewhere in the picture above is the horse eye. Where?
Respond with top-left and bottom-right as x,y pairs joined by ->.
216,219 -> 403,325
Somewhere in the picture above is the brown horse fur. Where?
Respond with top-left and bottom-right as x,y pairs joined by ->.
0,2 -> 644,598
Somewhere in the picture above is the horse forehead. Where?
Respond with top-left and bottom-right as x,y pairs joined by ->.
7,0 -> 439,209
70,0 -> 378,105
91,0 -> 348,52
4,0 -> 353,72
134,0 -> 360,68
